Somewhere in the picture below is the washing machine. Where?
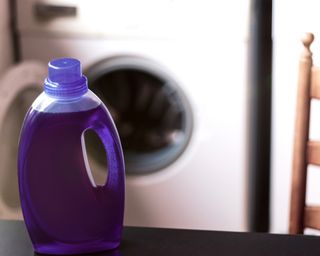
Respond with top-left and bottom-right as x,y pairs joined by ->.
0,0 -> 13,76
0,0 -> 250,231
0,0 -> 46,219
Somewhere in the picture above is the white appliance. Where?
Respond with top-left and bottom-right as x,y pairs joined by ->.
0,0 -> 13,76
0,61 -> 45,219
272,0 -> 320,233
0,0 -> 45,219
0,0 -> 250,231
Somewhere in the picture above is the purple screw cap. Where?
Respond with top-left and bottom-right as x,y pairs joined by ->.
44,58 -> 88,98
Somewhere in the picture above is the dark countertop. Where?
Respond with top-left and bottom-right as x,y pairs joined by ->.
1,220 -> 320,255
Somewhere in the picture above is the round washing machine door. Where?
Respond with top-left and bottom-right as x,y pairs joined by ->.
85,56 -> 193,175
0,61 -> 46,219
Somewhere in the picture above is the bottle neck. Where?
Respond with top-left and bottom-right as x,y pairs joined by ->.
44,76 -> 88,99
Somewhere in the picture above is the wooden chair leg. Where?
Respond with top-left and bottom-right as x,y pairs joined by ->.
289,33 -> 314,234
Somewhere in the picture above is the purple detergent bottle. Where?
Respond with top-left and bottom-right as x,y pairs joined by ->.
18,58 -> 125,255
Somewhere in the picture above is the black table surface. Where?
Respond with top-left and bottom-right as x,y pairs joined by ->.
2,220 -> 320,256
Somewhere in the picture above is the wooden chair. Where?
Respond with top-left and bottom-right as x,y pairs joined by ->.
289,32 -> 320,234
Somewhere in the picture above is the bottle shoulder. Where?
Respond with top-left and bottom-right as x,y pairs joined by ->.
31,90 -> 101,113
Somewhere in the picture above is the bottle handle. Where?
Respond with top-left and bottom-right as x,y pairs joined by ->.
86,116 -> 125,190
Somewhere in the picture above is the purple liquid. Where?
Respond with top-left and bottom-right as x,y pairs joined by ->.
18,104 -> 125,255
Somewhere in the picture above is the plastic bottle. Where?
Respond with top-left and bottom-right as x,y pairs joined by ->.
18,58 -> 125,255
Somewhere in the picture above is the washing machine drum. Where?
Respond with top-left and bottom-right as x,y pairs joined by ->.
86,56 -> 193,175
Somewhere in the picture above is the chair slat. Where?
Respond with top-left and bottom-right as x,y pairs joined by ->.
304,206 -> 320,229
307,140 -> 320,165
311,68 -> 320,99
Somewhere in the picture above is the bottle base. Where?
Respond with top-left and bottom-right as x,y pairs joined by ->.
34,240 -> 120,255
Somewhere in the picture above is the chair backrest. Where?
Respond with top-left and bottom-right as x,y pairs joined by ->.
289,32 -> 320,234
